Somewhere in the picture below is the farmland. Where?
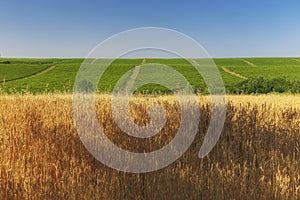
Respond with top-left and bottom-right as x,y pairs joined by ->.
0,57 -> 299,199
0,94 -> 299,199
0,57 -> 299,94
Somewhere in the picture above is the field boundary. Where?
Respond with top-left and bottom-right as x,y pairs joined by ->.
1,65 -> 55,83
222,67 -> 247,80
241,59 -> 257,67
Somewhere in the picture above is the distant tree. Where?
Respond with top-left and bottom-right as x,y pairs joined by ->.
230,76 -> 296,94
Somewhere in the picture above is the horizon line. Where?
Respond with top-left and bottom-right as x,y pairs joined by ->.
0,56 -> 300,59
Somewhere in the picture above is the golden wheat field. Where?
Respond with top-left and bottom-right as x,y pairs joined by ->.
0,94 -> 299,199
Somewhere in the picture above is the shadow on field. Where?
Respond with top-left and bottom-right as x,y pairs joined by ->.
0,96 -> 299,199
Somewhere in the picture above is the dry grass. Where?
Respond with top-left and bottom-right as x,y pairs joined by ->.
0,94 -> 299,199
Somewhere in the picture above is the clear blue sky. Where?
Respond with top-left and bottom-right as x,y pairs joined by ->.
1,0 -> 300,58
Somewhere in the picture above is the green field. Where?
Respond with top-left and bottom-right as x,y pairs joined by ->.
0,57 -> 299,94
0,58 -> 56,82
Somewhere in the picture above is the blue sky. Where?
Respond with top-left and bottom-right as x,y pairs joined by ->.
1,0 -> 300,58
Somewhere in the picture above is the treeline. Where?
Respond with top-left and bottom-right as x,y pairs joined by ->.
229,77 -> 300,94
0,60 -> 54,65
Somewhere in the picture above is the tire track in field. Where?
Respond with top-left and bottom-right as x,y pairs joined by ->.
122,59 -> 145,93
22,65 -> 56,79
142,58 -> 146,65
222,67 -> 247,80
294,59 -> 300,63
241,59 -> 257,67
1,65 -> 55,84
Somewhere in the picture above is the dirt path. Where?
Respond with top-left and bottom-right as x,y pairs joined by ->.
222,67 -> 247,80
294,59 -> 300,63
122,59 -> 146,93
142,58 -> 146,64
2,65 -> 55,83
23,65 -> 55,80
241,59 -> 257,67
